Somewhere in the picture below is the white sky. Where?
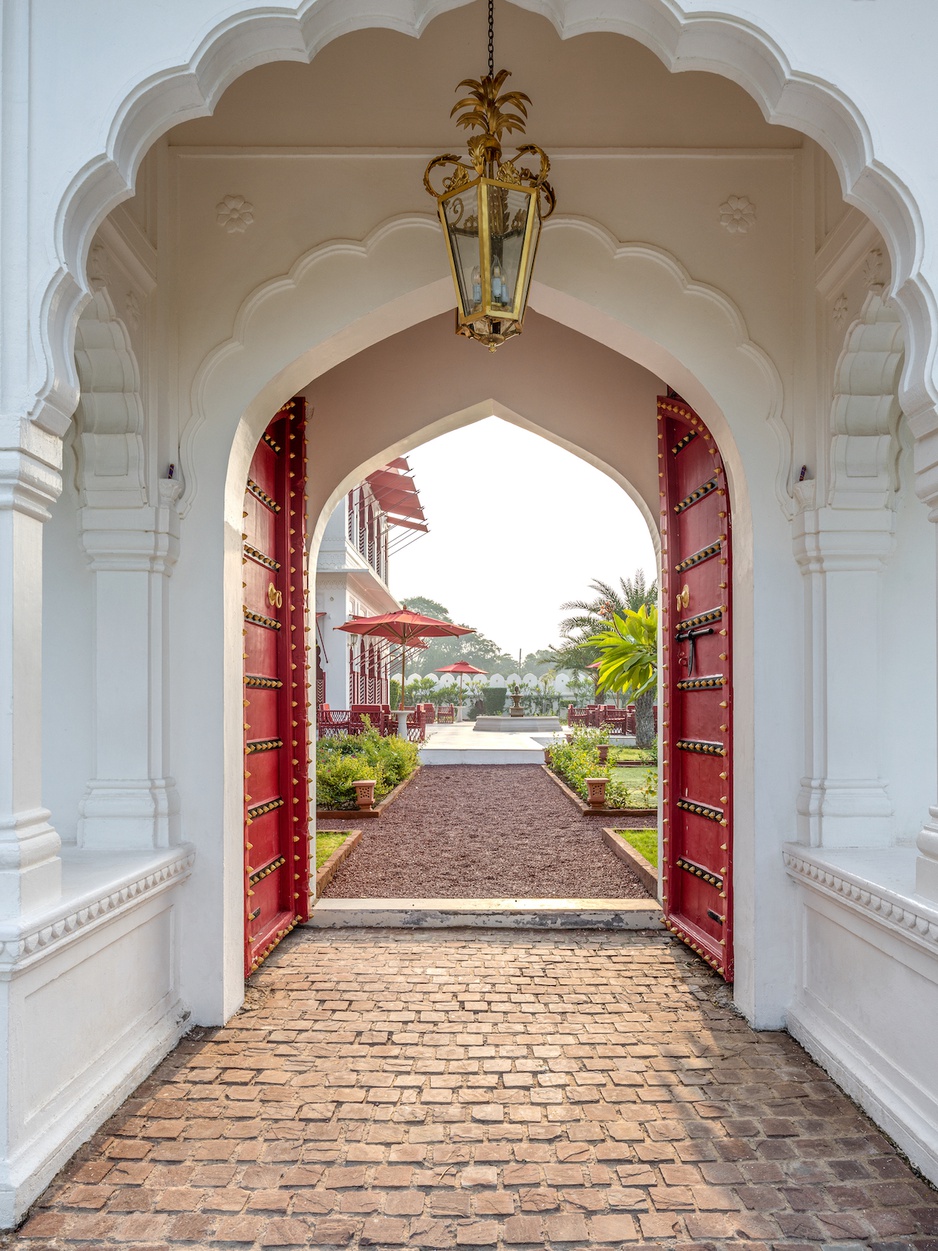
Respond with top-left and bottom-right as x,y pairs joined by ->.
390,416 -> 657,659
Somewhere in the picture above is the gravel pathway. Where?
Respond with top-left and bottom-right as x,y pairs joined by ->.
319,765 -> 655,898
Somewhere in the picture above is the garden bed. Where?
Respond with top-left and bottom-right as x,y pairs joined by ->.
316,766 -> 421,820
315,725 -> 421,817
315,829 -> 361,895
603,827 -> 658,895
543,728 -> 658,816
542,765 -> 657,817
319,764 -> 653,899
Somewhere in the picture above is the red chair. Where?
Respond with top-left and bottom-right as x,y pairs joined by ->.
351,704 -> 387,734
406,705 -> 428,742
318,708 -> 354,738
437,703 -> 455,724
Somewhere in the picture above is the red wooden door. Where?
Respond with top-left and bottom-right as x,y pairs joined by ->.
242,398 -> 311,977
659,394 -> 734,980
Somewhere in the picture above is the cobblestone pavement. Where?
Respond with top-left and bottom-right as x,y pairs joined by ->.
9,928 -> 938,1249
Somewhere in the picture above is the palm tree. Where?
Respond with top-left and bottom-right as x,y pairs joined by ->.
558,571 -> 657,640
589,605 -> 658,747
556,572 -> 658,733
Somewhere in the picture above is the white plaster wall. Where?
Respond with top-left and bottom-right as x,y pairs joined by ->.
0,858 -> 191,1224
788,883 -> 938,1186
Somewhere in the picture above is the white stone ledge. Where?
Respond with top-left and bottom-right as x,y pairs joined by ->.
0,844 -> 195,974
306,897 -> 663,929
783,843 -> 938,954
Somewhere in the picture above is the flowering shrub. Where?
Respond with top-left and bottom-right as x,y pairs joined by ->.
316,723 -> 420,809
546,728 -> 657,809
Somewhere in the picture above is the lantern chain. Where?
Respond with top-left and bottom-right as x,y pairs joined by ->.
487,0 -> 494,78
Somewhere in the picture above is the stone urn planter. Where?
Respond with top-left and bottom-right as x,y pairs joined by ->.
352,779 -> 377,810
597,744 -> 609,764
509,692 -> 525,718
585,777 -> 608,809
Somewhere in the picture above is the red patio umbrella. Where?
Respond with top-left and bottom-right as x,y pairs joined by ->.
335,607 -> 474,708
435,660 -> 488,702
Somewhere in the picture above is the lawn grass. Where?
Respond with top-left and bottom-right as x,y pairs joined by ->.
316,831 -> 349,870
616,828 -> 658,868
611,746 -> 657,764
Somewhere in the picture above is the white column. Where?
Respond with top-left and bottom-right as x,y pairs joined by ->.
77,487 -> 181,849
0,446 -> 62,912
917,512 -> 938,898
793,505 -> 895,847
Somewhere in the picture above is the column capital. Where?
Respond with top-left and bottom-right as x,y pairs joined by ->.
792,506 -> 896,574
0,447 -> 62,522
79,496 -> 181,575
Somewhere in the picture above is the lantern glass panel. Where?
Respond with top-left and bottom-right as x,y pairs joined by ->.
441,188 -> 483,317
485,184 -> 535,316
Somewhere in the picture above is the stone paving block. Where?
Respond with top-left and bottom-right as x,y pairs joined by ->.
4,929 -> 938,1250
455,1219 -> 500,1245
590,1212 -> 639,1241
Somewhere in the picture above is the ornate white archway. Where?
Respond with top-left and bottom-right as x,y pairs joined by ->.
22,0 -> 935,459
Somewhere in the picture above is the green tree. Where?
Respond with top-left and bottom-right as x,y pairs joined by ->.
589,604 -> 658,747
556,570 -> 658,708
403,595 -> 452,622
397,595 -> 514,676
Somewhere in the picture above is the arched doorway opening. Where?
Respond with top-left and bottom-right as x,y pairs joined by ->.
14,0 -> 938,1223
296,311 -> 747,986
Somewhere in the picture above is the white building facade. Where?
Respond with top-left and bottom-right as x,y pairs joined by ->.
316,483 -> 396,711
3,0 -> 938,1226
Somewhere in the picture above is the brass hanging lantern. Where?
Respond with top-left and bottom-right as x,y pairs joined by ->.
424,0 -> 555,350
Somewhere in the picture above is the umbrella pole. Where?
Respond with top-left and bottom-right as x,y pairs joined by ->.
400,644 -> 407,710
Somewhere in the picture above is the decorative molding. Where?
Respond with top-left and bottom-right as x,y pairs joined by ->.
32,0 -> 936,479
73,288 -> 147,509
124,290 -> 142,329
0,849 -> 195,973
833,294 -> 848,326
78,510 -> 180,574
828,291 -> 904,511
0,449 -> 63,522
814,211 -> 882,301
181,212 -> 444,516
537,216 -> 792,519
87,243 -> 109,291
719,195 -> 756,234
96,213 -> 157,294
863,247 -> 887,291
784,846 -> 938,956
216,193 -> 254,233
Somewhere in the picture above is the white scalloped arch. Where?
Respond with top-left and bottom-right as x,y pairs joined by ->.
187,214 -> 781,535
39,0 -> 938,447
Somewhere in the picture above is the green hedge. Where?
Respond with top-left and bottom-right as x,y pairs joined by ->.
481,686 -> 507,716
316,724 -> 420,809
